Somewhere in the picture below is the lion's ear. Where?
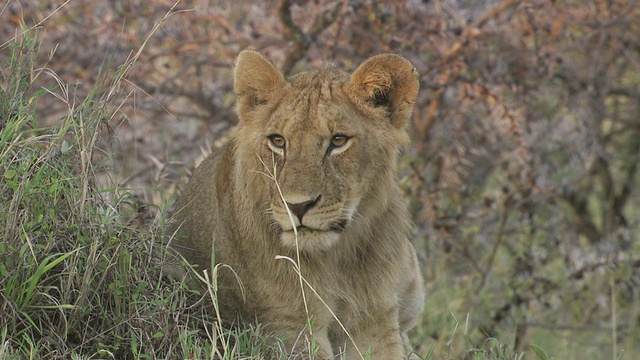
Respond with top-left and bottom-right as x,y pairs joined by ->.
349,54 -> 419,129
234,50 -> 286,116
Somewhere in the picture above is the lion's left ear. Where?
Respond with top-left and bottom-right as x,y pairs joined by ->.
348,54 -> 419,129
234,50 -> 286,120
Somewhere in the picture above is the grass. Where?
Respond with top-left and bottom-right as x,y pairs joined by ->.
0,26 -> 275,360
0,15 -> 556,360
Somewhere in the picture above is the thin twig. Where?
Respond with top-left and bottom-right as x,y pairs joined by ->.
278,0 -> 343,75
416,0 -> 521,143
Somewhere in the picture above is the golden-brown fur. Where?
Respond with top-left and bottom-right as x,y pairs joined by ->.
168,50 -> 425,359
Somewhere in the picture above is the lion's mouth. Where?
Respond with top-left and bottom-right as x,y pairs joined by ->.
292,220 -> 347,234
278,221 -> 347,251
329,220 -> 348,232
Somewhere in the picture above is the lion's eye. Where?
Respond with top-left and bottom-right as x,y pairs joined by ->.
330,135 -> 349,148
269,134 -> 286,149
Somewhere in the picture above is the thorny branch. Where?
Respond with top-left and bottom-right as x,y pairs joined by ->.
415,0 -> 521,145
278,0 -> 343,75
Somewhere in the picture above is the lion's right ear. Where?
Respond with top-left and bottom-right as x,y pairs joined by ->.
234,50 -> 286,117
348,54 -> 419,129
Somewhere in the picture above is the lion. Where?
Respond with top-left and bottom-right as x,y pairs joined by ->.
167,50 -> 425,359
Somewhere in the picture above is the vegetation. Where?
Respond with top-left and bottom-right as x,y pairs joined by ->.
1,0 -> 639,359
1,29 -> 190,359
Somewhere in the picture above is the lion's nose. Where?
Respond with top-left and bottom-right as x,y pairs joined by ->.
286,195 -> 321,223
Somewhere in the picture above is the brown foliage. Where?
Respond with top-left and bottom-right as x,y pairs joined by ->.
2,0 -> 640,357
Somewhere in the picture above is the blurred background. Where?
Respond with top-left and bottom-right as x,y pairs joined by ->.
2,0 -> 639,358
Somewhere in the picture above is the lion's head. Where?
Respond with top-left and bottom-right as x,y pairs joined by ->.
232,51 -> 419,252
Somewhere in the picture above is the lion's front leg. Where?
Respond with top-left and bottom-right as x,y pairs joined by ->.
270,320 -> 333,359
344,308 -> 406,360
307,330 -> 333,360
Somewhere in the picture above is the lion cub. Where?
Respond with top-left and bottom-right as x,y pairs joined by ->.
168,50 -> 425,359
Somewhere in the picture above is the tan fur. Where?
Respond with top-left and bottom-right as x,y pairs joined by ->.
168,50 -> 425,359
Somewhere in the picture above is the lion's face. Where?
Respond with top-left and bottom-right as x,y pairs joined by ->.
259,73 -> 377,251
234,51 -> 419,251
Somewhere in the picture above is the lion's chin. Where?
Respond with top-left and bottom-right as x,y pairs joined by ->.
279,228 -> 341,252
